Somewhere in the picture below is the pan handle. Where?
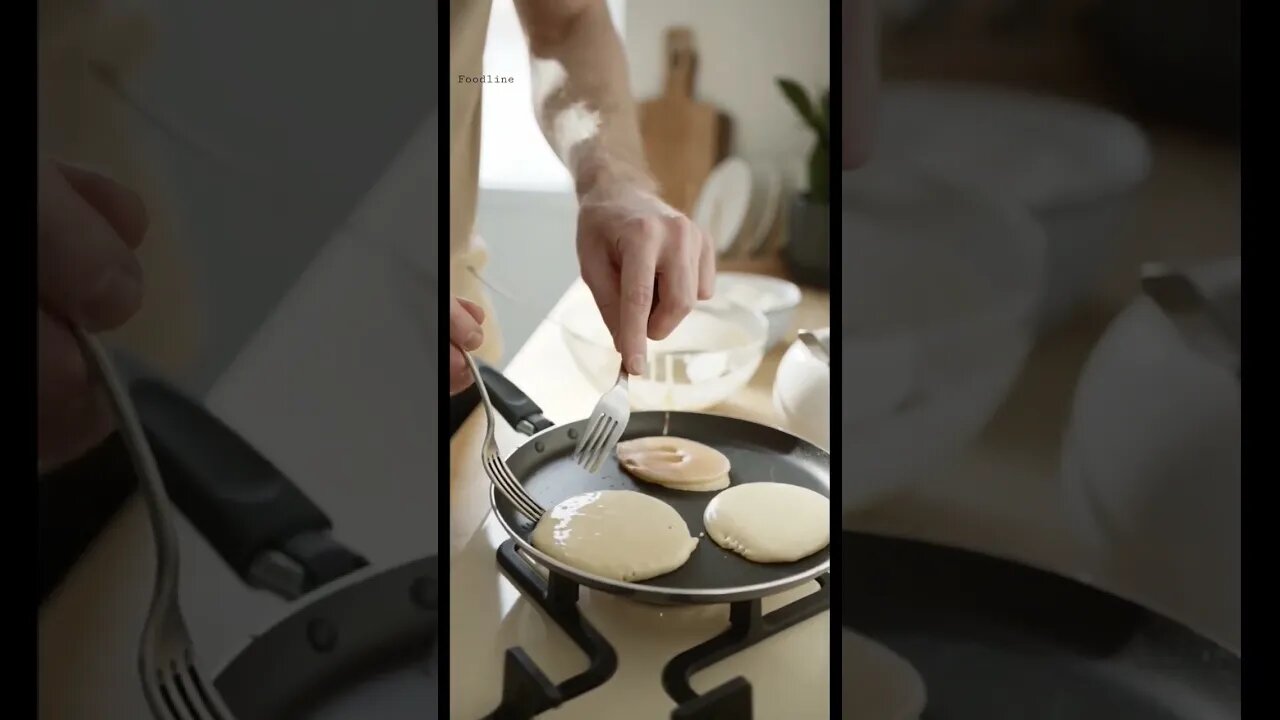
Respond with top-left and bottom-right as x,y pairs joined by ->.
475,360 -> 555,436
113,353 -> 369,600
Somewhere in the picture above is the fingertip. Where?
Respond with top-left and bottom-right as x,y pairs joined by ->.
647,317 -> 675,341
624,348 -> 647,376
448,346 -> 476,395
449,295 -> 485,351
457,297 -> 486,324
55,161 -> 151,248
79,262 -> 145,330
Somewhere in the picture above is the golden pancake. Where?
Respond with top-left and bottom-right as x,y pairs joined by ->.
530,490 -> 698,582
616,436 -> 731,491
704,482 -> 830,562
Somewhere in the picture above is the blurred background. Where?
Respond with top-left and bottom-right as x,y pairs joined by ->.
842,0 -> 1241,669
39,0 -> 435,394
875,0 -> 1240,301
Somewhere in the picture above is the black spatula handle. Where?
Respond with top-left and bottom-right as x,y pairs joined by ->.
116,356 -> 367,595
475,361 -> 555,436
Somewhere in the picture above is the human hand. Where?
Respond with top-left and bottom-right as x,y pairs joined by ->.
38,158 -> 149,471
575,182 -> 714,376
448,295 -> 486,395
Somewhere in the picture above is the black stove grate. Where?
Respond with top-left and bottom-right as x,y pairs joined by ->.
485,540 -> 830,720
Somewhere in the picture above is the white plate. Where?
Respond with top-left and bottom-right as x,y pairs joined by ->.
692,157 -> 753,256
716,271 -> 802,348
745,166 -> 783,257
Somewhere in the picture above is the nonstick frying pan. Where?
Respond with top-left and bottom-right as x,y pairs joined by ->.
117,356 -> 437,719
475,363 -> 832,605
842,531 -> 1241,718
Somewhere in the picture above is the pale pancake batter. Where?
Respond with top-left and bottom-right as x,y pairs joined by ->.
616,437 -> 731,491
531,490 -> 698,582
704,482 -> 830,562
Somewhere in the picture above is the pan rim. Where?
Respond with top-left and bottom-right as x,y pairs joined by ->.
489,412 -> 833,601
212,557 -> 436,679
842,529 -> 1242,659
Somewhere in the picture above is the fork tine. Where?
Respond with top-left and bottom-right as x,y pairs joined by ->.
501,465 -> 545,522
584,418 -> 617,474
480,449 -> 541,520
498,475 -> 540,521
141,668 -> 177,720
487,456 -> 542,521
586,418 -> 613,469
600,419 -> 626,472
184,654 -> 233,719
574,415 -> 606,466
154,664 -> 200,720
500,465 -> 543,521
167,662 -> 222,720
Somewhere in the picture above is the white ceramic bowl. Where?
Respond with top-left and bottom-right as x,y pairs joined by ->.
840,166 -> 1046,518
715,272 -> 803,349
1061,256 -> 1240,651
555,281 -> 768,411
773,327 -> 830,450
873,81 -> 1151,329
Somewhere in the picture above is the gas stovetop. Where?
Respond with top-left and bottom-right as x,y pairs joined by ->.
482,541 -> 831,720
448,517 -> 829,717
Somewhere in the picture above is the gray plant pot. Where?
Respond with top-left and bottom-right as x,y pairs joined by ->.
784,194 -> 831,288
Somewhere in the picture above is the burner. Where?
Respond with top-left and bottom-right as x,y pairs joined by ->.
485,540 -> 831,720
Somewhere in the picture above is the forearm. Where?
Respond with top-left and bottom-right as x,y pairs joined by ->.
515,0 -> 653,198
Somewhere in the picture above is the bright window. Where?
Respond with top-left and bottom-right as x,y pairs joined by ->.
478,0 -> 627,192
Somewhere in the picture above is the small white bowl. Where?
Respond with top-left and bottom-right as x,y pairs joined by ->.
715,272 -> 803,349
873,81 -> 1151,329
1061,256 -> 1240,650
773,327 -> 830,450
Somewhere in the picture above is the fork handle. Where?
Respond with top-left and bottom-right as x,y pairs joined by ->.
475,361 -> 555,436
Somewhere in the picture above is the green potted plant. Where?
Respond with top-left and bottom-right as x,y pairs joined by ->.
777,78 -> 830,288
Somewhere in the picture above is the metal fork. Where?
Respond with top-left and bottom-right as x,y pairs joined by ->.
460,348 -> 546,523
72,327 -> 237,720
572,366 -> 630,474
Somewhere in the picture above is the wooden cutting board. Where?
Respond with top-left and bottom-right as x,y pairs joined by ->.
638,27 -> 727,215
